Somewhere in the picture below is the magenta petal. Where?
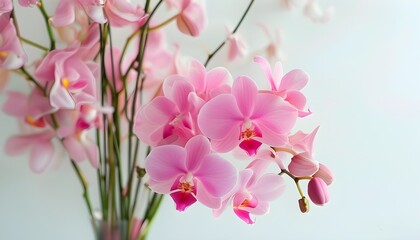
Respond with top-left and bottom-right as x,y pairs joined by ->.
233,208 -> 254,224
170,190 -> 197,211
232,76 -> 258,117
198,94 -> 242,140
185,135 -> 211,172
145,145 -> 187,191
239,139 -> 262,156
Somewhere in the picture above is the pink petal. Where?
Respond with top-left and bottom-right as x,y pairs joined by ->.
176,1 -> 207,37
185,135 -> 211,172
252,94 -> 298,146
51,1 -> 76,27
313,163 -> 334,185
210,127 -> 241,153
253,56 -> 276,91
134,96 -> 178,146
285,90 -> 307,111
279,69 -> 309,91
49,81 -> 75,109
187,59 -> 206,93
198,94 -> 242,140
288,152 -> 319,177
163,76 -> 194,110
205,67 -> 232,98
29,140 -> 54,173
63,137 -> 88,163
195,179 -> 222,209
232,76 -> 258,117
2,91 -> 27,117
84,140 -> 99,168
145,145 -> 187,191
248,174 -> 286,202
5,135 -> 31,155
194,154 -> 237,198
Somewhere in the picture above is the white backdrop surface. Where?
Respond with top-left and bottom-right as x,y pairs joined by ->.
1,0 -> 420,239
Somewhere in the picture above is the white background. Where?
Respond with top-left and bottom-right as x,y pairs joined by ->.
1,0 -> 420,239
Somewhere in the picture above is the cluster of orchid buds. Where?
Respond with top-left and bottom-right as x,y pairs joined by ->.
1,0 -> 334,237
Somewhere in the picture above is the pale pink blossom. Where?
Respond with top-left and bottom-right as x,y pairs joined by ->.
51,0 -> 106,27
18,0 -> 39,7
227,32 -> 248,62
34,47 -> 98,110
167,0 -> 207,37
254,56 -> 311,117
134,76 -> 203,147
55,105 -> 106,168
145,135 -> 237,211
214,159 -> 285,224
0,19 -> 27,69
307,177 -> 329,205
3,90 -> 53,128
180,58 -> 232,101
259,24 -> 284,61
104,0 -> 148,27
5,130 -> 55,173
198,76 -> 298,156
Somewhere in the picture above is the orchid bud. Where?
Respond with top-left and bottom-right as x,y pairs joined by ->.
288,152 -> 319,177
176,0 -> 207,37
307,177 -> 329,206
298,197 -> 309,213
313,163 -> 334,185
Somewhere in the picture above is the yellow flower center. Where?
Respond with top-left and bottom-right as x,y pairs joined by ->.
0,51 -> 9,59
61,78 -> 70,89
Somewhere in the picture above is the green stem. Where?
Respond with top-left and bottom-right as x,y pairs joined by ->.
148,15 -> 177,32
140,193 -> 164,240
38,0 -> 56,50
71,161 -> 94,218
19,37 -> 48,51
204,0 -> 255,67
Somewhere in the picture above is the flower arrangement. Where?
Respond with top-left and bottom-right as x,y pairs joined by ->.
1,0 -> 334,239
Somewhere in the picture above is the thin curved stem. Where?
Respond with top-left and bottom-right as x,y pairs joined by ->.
204,0 -> 255,67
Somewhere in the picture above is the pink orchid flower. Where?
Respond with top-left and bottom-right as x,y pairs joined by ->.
5,130 -> 55,173
313,163 -> 334,185
226,30 -> 248,62
134,76 -> 203,147
3,90 -> 53,128
51,0 -> 106,27
179,58 -> 232,101
167,0 -> 207,37
0,19 -> 27,69
145,135 -> 238,211
34,47 -> 98,110
288,126 -> 319,155
254,56 -> 311,117
104,0 -> 148,28
259,24 -> 285,61
56,105 -> 107,168
18,0 -> 39,7
0,0 -> 12,15
198,76 -> 298,156
214,159 -> 285,224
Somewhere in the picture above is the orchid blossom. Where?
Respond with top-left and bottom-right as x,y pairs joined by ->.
198,75 -> 298,156
145,135 -> 237,211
